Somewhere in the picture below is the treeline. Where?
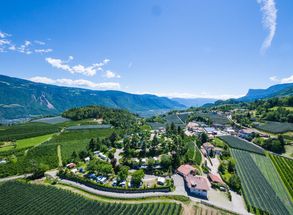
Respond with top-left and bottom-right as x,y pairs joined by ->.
62,106 -> 138,128
250,96 -> 293,123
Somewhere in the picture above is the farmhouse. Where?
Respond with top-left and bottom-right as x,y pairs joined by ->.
204,127 -> 217,135
185,175 -> 210,198
208,173 -> 224,185
177,164 -> 197,176
238,128 -> 255,139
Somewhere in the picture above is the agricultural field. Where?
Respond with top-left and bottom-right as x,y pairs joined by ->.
219,136 -> 264,154
197,112 -> 230,125
185,142 -> 202,165
250,153 -> 293,211
0,122 -> 61,141
31,116 -> 70,124
0,133 -> 55,152
269,154 -> 293,199
230,149 -> 292,215
165,114 -> 184,125
46,128 -> 114,162
0,144 -> 59,178
0,181 -> 182,215
177,112 -> 190,123
255,121 -> 293,133
66,124 -> 112,130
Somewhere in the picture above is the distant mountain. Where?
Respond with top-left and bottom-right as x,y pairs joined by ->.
204,83 -> 293,107
238,83 -> 293,101
0,75 -> 185,119
171,98 -> 217,107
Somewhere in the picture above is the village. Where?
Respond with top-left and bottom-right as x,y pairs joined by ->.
58,111 -> 261,213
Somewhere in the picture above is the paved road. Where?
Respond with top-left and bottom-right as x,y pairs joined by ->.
60,179 -> 180,199
0,173 -> 32,182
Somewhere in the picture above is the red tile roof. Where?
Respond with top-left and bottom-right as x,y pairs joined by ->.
208,173 -> 224,184
177,164 -> 196,176
186,175 -> 210,191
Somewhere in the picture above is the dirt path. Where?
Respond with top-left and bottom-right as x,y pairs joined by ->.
57,145 -> 62,167
55,183 -> 195,215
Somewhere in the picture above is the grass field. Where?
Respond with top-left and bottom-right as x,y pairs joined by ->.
0,181 -> 182,215
219,135 -> 264,154
230,149 -> 292,215
269,106 -> 293,111
0,133 -> 54,152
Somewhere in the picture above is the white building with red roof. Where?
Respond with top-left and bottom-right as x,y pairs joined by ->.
177,164 -> 210,199
185,175 -> 210,198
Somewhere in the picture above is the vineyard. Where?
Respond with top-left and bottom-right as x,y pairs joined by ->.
0,122 -> 61,141
219,136 -> 264,154
269,153 -> 293,199
0,181 -> 182,215
230,149 -> 292,215
250,153 -> 293,212
255,121 -> 293,133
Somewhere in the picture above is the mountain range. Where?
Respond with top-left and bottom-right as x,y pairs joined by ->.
0,74 -> 292,120
0,75 -> 184,119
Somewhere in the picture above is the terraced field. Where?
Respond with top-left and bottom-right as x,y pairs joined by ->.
0,181 -> 182,215
230,149 -> 292,215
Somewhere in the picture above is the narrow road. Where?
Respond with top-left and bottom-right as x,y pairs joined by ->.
57,145 -> 62,167
0,173 -> 32,182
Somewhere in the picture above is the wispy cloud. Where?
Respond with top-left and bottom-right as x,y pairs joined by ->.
104,70 -> 120,79
29,76 -> 120,89
45,56 -> 110,77
34,48 -> 53,54
257,0 -> 277,54
270,75 -> 293,83
0,31 -> 52,55
134,91 -> 243,100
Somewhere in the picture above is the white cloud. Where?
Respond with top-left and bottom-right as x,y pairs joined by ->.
0,31 -> 52,55
34,48 -> 53,54
34,40 -> 46,45
18,40 -> 32,54
46,57 -> 110,76
0,31 -> 10,39
134,91 -> 243,100
257,0 -> 277,53
29,76 -> 120,89
104,70 -> 121,78
270,75 -> 293,83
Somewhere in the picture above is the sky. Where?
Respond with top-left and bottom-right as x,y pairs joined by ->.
0,0 -> 293,99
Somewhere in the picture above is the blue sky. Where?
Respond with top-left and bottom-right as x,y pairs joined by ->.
0,0 -> 292,99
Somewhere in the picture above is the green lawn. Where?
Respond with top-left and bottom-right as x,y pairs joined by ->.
0,134 -> 55,152
270,106 -> 293,111
15,133 -> 55,150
